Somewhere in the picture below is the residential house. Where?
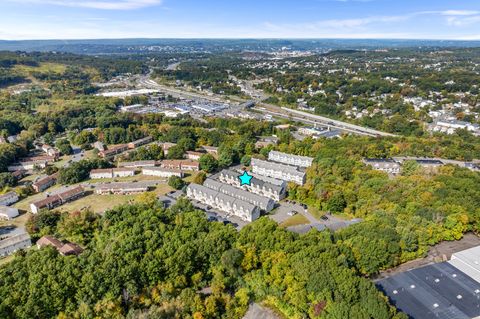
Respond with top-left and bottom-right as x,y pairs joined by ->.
128,136 -> 153,149
118,160 -> 156,168
161,159 -> 199,171
37,235 -> 83,256
185,151 -> 204,161
99,144 -> 129,158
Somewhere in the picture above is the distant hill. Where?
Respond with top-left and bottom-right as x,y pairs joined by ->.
0,38 -> 479,55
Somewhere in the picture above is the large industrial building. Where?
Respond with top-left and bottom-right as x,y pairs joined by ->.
186,184 -> 260,222
251,158 -> 306,185
377,245 -> 480,319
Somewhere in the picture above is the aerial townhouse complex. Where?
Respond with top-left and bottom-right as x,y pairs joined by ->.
186,184 -> 260,222
142,167 -> 184,178
217,169 -> 286,201
30,186 -> 85,214
251,158 -> 307,185
0,192 -> 19,207
268,150 -> 314,168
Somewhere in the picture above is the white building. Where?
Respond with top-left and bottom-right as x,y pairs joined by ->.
186,184 -> 260,222
8,160 -> 48,171
0,206 -> 19,220
268,151 -> 313,168
142,167 -> 184,178
118,160 -> 156,168
363,158 -> 401,175
449,246 -> 480,284
89,168 -> 136,179
203,178 -> 275,212
217,169 -> 286,201
0,192 -> 19,206
112,168 -> 136,178
251,158 -> 306,185
0,233 -> 32,257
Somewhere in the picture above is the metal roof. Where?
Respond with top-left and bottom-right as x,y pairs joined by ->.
449,246 -> 480,284
376,262 -> 480,319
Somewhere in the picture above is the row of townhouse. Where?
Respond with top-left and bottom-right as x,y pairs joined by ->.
95,182 -> 150,195
161,159 -> 200,171
32,172 -> 58,193
217,169 -> 286,201
268,150 -> 314,168
118,160 -> 156,168
30,186 -> 85,214
251,158 -> 306,185
7,159 -> 49,172
89,168 -> 137,179
0,191 -> 19,206
0,206 -> 19,220
142,167 -> 184,178
363,157 -> 447,175
186,184 -> 260,222
0,232 -> 32,257
98,136 -> 154,159
203,178 -> 275,212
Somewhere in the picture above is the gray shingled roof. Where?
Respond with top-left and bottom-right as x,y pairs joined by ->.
221,169 -> 284,194
251,158 -> 305,176
376,262 -> 480,319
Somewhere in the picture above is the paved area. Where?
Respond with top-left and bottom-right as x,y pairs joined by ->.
243,303 -> 281,319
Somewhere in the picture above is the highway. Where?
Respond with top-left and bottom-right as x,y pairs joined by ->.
138,75 -> 397,138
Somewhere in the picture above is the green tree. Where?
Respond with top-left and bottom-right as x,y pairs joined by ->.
199,154 -> 218,173
168,176 -> 185,190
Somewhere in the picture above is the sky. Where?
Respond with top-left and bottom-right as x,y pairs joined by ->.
1,0 -> 480,40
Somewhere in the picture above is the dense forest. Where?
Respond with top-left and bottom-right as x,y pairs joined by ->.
0,199 -> 407,319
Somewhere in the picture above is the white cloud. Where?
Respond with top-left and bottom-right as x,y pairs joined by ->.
6,0 -> 163,10
440,10 -> 479,16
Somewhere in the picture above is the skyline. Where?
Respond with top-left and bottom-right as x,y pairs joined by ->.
1,0 -> 480,40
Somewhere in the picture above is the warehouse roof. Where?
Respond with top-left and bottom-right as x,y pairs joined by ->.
376,262 -> 480,319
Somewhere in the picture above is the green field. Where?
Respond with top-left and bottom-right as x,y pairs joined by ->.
279,213 -> 310,228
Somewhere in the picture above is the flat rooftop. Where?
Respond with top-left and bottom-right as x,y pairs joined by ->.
376,262 -> 480,319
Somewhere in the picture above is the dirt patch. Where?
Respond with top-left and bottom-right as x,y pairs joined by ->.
374,233 -> 480,281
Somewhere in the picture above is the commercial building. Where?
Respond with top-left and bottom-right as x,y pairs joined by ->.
268,151 -> 313,168
142,167 -> 184,178
0,206 -> 19,220
95,182 -> 149,195
377,262 -> 480,319
0,232 -> 32,257
217,169 -> 286,201
186,184 -> 260,222
118,160 -> 156,168
251,158 -> 306,185
30,186 -> 85,214
32,173 -> 58,193
161,159 -> 199,171
448,246 -> 480,284
363,158 -> 401,175
203,178 -> 275,212
0,191 -> 19,206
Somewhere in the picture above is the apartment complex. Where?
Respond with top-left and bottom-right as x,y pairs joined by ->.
268,150 -> 314,168
142,167 -> 184,178
251,158 -> 306,185
30,186 -> 85,214
161,159 -> 199,171
32,173 -> 58,192
0,233 -> 32,257
0,191 -> 19,206
89,168 -> 136,179
363,158 -> 401,175
186,184 -> 260,222
217,169 -> 286,201
95,182 -> 150,195
203,179 -> 275,212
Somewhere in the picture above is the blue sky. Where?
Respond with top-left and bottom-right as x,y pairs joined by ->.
1,0 -> 480,40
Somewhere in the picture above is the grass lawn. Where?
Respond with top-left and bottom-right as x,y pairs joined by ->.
183,172 -> 199,183
279,214 -> 310,228
0,255 -> 14,267
59,193 -> 137,213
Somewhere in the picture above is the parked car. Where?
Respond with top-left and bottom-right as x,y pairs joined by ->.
321,215 -> 329,221
287,211 -> 298,216
207,216 -> 218,222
